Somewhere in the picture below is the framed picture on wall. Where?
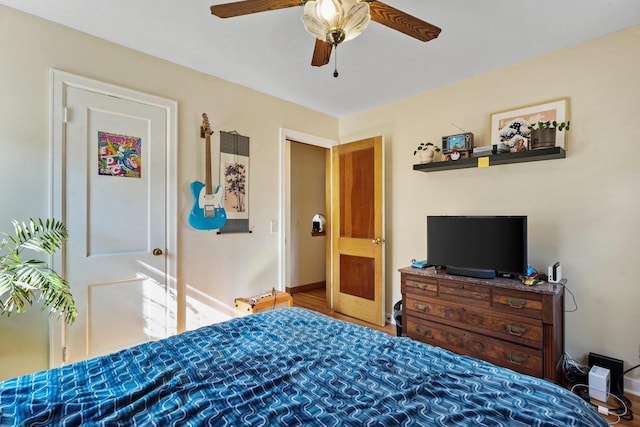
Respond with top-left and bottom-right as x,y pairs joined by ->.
490,98 -> 570,150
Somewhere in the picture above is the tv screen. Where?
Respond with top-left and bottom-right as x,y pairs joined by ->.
427,216 -> 527,277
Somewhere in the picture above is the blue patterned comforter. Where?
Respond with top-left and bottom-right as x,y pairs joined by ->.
1,307 -> 605,426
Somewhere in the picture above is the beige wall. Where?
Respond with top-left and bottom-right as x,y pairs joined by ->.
289,142 -> 327,288
340,26 -> 640,372
0,5 -> 337,380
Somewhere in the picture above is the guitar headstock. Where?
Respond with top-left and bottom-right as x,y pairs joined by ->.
200,113 -> 213,138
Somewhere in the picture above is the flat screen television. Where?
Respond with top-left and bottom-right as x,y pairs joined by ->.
427,216 -> 527,279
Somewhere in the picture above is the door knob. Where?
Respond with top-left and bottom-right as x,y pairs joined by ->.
152,248 -> 163,256
372,237 -> 385,244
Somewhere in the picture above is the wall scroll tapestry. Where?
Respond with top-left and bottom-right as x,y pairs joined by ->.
98,131 -> 142,178
218,131 -> 250,234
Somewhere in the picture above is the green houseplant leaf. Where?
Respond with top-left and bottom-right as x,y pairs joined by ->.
414,142 -> 441,156
0,218 -> 77,324
528,120 -> 571,131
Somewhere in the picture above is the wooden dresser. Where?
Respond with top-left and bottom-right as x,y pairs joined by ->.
399,266 -> 564,384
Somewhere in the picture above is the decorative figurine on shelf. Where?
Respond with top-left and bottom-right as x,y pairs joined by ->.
448,149 -> 461,161
414,142 -> 441,164
511,135 -> 528,152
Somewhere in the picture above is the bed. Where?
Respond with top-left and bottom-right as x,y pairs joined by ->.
0,307 -> 606,426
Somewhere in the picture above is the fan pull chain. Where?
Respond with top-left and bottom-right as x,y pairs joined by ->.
333,44 -> 339,78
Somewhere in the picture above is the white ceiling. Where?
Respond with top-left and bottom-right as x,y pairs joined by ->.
2,0 -> 639,117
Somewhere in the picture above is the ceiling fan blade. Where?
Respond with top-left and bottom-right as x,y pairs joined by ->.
210,0 -> 302,18
369,1 -> 441,42
311,39 -> 332,67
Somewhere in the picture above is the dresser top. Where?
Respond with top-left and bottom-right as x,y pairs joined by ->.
399,266 -> 564,295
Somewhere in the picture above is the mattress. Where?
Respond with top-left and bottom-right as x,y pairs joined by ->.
0,307 -> 606,426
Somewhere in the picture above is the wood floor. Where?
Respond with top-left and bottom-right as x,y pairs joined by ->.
290,288 -> 639,426
290,288 -> 396,336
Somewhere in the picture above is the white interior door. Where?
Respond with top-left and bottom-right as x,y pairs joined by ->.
53,77 -> 175,364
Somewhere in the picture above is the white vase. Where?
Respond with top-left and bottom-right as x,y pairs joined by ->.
417,149 -> 435,164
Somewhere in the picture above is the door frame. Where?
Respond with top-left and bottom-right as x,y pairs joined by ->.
278,129 -> 337,303
49,69 -> 178,367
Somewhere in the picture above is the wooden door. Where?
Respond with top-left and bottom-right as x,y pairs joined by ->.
331,136 -> 385,326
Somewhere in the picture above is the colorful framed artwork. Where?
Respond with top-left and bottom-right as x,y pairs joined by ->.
489,98 -> 570,150
98,131 -> 142,178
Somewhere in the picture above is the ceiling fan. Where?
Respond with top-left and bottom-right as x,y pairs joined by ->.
210,0 -> 441,74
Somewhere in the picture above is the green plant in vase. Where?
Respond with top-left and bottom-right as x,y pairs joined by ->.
414,142 -> 441,164
528,120 -> 570,150
0,218 -> 77,323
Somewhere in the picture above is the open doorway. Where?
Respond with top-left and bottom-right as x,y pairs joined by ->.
278,129 -> 337,308
287,141 -> 328,294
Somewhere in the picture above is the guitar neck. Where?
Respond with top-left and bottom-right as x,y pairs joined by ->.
205,133 -> 213,195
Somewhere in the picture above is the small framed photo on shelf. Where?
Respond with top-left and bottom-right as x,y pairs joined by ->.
490,98 -> 570,150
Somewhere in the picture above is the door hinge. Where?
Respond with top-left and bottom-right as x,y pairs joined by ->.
62,346 -> 68,363
63,107 -> 70,123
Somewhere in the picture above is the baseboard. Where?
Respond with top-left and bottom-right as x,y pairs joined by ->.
286,281 -> 325,294
624,376 -> 640,396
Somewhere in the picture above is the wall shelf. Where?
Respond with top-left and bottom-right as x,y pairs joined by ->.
413,147 -> 566,173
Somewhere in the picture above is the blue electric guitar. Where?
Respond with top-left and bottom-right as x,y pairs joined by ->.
189,113 -> 227,230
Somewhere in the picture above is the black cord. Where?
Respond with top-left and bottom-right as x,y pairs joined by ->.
571,384 -> 632,421
616,363 -> 640,396
567,359 -> 638,422
615,363 -> 640,421
623,363 -> 640,376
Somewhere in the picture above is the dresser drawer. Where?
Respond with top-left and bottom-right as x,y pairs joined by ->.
492,288 -> 543,319
406,317 -> 543,378
439,279 -> 491,308
405,296 -> 543,348
403,275 -> 438,297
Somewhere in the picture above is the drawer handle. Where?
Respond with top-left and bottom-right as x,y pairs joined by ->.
507,354 -> 528,365
507,298 -> 527,309
506,325 -> 526,336
412,282 -> 427,290
414,303 -> 429,313
416,327 -> 432,337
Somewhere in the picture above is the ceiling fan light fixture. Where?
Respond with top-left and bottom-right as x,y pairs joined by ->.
302,0 -> 370,45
